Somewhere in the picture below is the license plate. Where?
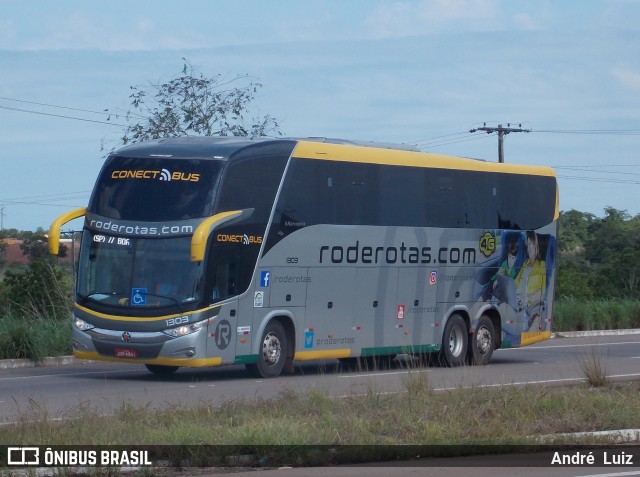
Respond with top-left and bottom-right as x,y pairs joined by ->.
115,348 -> 138,359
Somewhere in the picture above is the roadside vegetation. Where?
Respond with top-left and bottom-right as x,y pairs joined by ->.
3,377 -> 640,466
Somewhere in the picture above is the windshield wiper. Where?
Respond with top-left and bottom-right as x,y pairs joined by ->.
78,291 -> 190,312
141,292 -> 185,311
78,291 -> 129,305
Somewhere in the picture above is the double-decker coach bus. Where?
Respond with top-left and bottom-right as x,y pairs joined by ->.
49,137 -> 558,378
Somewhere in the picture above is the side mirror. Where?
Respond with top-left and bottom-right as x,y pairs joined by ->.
190,209 -> 252,262
49,208 -> 86,255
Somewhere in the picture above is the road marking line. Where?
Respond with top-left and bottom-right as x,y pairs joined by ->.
502,341 -> 640,350
574,472 -> 640,477
0,368 -> 141,382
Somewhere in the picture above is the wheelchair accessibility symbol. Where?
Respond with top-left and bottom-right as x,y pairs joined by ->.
131,288 -> 147,306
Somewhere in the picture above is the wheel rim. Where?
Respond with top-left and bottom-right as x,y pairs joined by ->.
261,331 -> 281,366
449,325 -> 464,357
476,326 -> 492,355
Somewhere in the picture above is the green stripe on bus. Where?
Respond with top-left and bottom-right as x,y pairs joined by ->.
234,355 -> 258,364
361,344 -> 440,356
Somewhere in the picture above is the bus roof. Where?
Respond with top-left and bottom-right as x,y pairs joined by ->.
110,136 -> 555,177
110,136 -> 289,160
292,140 -> 556,177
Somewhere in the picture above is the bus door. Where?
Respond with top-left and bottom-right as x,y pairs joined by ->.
263,267 -> 309,308
206,244 -> 241,362
305,267 -> 356,357
352,267 -> 398,355
396,268 -> 438,351
209,298 -> 239,363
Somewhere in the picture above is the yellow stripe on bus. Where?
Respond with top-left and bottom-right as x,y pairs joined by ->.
521,330 -> 552,346
74,303 -> 221,323
294,349 -> 352,361
74,350 -> 223,367
292,141 -> 556,177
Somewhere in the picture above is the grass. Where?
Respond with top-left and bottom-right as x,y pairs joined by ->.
1,298 -> 639,471
579,345 -> 609,387
2,378 -> 640,467
0,314 -> 71,361
553,298 -> 640,331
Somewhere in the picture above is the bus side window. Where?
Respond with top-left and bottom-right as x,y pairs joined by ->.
208,245 -> 239,303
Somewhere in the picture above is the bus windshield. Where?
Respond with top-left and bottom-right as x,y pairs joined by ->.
89,156 -> 223,221
77,230 -> 203,310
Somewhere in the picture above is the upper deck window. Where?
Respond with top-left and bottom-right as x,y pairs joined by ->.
89,156 -> 223,221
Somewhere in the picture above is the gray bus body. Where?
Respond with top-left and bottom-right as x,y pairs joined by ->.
50,137 -> 558,377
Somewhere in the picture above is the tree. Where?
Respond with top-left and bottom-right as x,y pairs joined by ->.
583,207 -> 640,298
557,207 -> 640,299
0,237 -> 6,268
2,260 -> 72,320
18,229 -> 67,262
558,209 -> 595,254
107,59 -> 281,148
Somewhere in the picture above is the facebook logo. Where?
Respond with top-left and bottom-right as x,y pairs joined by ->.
260,271 -> 271,288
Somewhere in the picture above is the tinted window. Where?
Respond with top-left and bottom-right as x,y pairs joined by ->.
89,157 -> 222,221
266,158 -> 557,251
214,143 -> 292,224
212,142 -> 292,294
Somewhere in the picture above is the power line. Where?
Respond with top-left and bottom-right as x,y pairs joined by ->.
0,96 -> 112,117
0,190 -> 91,201
0,191 -> 91,208
0,95 -> 147,121
469,123 -> 531,163
554,166 -> 640,176
554,164 -> 638,168
410,131 -> 470,145
557,174 -> 640,185
0,105 -> 126,127
534,129 -> 640,135
414,134 -> 494,150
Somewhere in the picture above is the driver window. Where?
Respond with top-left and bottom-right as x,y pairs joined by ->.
208,245 -> 240,303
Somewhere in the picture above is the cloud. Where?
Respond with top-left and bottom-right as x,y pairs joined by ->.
613,66 -> 640,92
0,19 -> 18,47
362,0 -> 501,38
41,12 -> 206,51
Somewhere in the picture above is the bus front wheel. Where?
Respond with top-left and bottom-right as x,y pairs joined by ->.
246,320 -> 288,378
439,314 -> 468,367
469,315 -> 495,366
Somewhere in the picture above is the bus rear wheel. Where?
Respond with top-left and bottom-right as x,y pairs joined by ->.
439,314 -> 468,367
145,364 -> 179,375
246,320 -> 288,378
469,315 -> 495,366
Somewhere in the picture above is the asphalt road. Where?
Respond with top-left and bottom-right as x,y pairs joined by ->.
2,333 -> 640,476
1,333 -> 639,423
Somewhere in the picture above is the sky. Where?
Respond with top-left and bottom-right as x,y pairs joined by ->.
1,0 -> 639,231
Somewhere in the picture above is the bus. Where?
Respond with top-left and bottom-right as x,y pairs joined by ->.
49,137 -> 558,378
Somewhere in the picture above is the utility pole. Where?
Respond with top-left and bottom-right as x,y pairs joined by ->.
469,123 -> 530,163
0,204 -> 4,230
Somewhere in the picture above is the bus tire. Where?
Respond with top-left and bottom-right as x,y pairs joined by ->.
145,364 -> 179,375
469,314 -> 495,366
246,320 -> 288,378
439,314 -> 468,367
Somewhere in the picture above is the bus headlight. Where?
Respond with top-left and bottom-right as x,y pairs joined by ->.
164,319 -> 207,338
74,317 -> 95,331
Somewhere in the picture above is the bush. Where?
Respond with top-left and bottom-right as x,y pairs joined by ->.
554,298 -> 640,331
1,260 -> 73,321
0,314 -> 72,360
